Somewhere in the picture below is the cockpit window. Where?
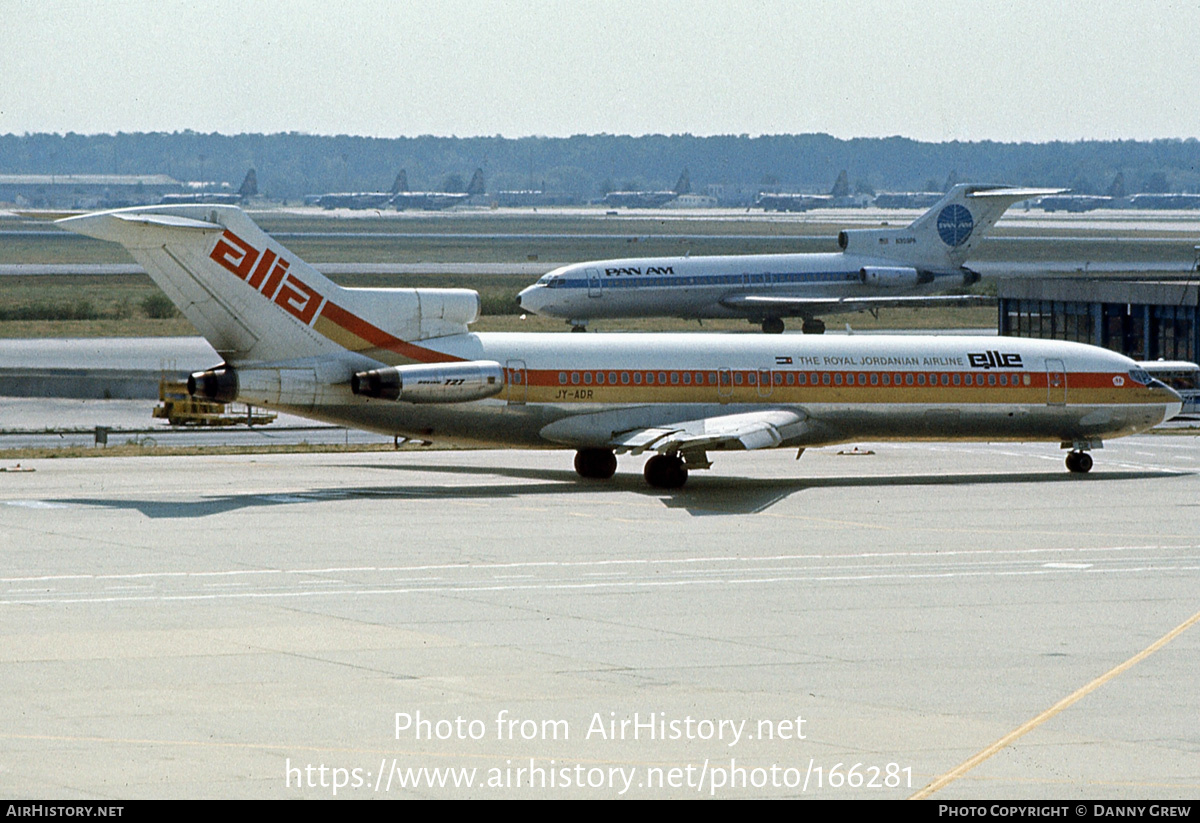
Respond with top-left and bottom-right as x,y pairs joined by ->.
1128,368 -> 1153,386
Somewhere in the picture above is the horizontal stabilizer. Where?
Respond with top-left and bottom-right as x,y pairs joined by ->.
56,209 -> 223,244
111,213 -> 225,231
965,186 -> 1064,199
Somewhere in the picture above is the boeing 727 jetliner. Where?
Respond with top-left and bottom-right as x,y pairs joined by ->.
57,206 -> 1179,488
517,185 -> 1059,333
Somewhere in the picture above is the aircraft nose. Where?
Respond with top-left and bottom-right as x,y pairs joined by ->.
1158,383 -> 1185,422
516,284 -> 542,312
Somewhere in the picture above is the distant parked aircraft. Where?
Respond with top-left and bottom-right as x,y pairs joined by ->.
518,184 -> 1058,334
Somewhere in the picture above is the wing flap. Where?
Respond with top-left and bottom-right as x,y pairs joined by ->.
611,410 -> 805,455
610,426 -> 685,455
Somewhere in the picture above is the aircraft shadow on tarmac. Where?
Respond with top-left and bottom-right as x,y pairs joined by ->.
49,464 -> 1185,519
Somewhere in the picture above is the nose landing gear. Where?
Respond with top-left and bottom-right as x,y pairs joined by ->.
1065,451 -> 1093,474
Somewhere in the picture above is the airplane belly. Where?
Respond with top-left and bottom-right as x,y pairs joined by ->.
296,400 -> 556,448
793,401 -> 1173,444
591,286 -> 727,318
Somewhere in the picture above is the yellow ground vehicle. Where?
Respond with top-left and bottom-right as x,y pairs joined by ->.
153,379 -> 277,426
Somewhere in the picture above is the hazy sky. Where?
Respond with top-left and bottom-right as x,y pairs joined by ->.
3,0 -> 1197,142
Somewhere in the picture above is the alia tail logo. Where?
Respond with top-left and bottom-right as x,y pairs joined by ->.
209,230 -> 325,325
936,204 -> 974,247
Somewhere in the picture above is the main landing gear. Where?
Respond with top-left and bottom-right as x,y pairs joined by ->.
761,317 -> 785,335
572,449 -> 691,489
1065,450 -> 1093,474
762,317 -> 825,334
643,454 -> 688,489
574,448 -> 617,479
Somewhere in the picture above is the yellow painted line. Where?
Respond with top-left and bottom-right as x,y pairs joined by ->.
911,606 -> 1200,799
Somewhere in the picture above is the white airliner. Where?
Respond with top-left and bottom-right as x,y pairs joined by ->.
57,205 -> 1179,488
517,184 -> 1059,333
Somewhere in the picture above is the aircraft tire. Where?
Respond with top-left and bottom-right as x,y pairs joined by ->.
574,448 -> 617,480
801,319 -> 826,334
644,454 -> 688,489
1065,451 -> 1093,474
761,317 -> 785,335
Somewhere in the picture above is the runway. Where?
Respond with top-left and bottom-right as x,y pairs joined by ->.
1,436 -> 1198,798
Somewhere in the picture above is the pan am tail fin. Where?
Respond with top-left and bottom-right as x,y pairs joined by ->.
838,184 -> 1063,271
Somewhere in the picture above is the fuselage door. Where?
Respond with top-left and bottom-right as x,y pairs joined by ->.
718,367 -> 733,403
757,367 -> 774,398
586,268 -> 602,298
506,359 -> 527,405
1046,358 -> 1067,405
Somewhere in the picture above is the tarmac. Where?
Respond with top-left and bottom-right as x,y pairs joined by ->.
1,434 -> 1198,798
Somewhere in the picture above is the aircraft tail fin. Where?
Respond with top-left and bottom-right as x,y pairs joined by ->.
674,168 -> 691,195
838,184 -> 1063,270
466,168 -> 486,196
237,169 -> 258,199
392,169 -> 409,194
55,205 -> 479,367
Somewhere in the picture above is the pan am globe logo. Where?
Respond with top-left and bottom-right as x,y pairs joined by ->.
937,204 -> 974,247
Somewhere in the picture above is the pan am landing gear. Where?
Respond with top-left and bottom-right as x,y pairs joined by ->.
801,318 -> 826,334
574,448 -> 617,480
1065,451 -> 1093,474
644,454 -> 688,489
761,317 -> 785,335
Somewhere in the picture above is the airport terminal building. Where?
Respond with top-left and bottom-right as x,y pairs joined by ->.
0,174 -> 183,208
997,277 -> 1199,363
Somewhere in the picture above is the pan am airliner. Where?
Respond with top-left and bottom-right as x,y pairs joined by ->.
57,205 -> 1179,488
517,184 -> 1059,334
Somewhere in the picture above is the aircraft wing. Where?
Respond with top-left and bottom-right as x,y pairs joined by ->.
719,292 -> 994,317
609,409 -> 806,456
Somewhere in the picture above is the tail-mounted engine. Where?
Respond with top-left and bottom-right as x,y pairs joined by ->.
188,361 -> 342,409
188,366 -> 238,403
858,266 -> 928,288
351,360 -> 505,403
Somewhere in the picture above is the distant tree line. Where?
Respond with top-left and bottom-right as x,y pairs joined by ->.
2,131 -> 1199,204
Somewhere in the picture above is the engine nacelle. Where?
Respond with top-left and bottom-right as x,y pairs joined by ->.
859,266 -> 924,288
188,367 -> 238,403
189,361 -> 351,409
351,360 -> 505,404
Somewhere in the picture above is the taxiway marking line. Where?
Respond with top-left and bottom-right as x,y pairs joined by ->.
910,605 -> 1200,799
